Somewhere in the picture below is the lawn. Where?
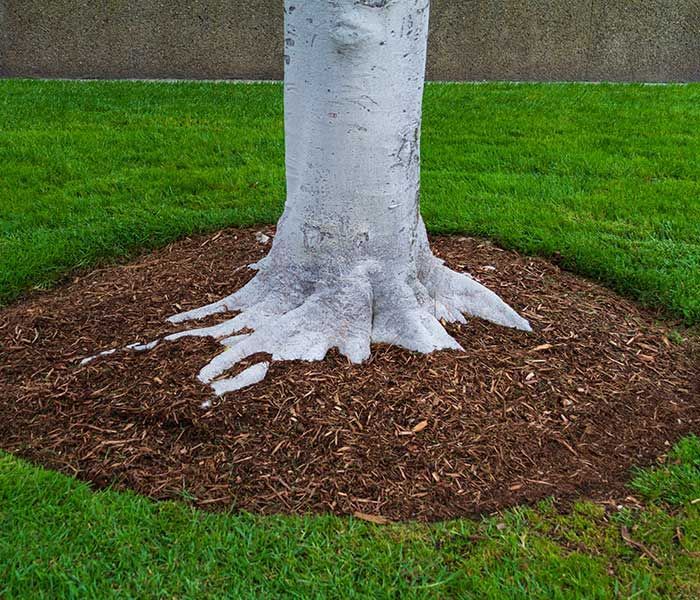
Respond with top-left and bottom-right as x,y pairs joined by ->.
1,80 -> 699,597
0,80 -> 699,324
1,439 -> 698,598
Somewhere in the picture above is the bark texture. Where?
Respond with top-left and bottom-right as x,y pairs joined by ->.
165,0 -> 531,393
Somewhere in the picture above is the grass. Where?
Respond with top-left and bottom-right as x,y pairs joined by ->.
0,80 -> 699,324
1,437 -> 698,599
1,80 -> 699,596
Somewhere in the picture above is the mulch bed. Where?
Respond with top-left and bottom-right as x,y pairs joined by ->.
1,228 -> 698,522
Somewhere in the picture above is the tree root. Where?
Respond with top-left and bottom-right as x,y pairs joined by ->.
79,254 -> 530,399
160,257 -> 530,396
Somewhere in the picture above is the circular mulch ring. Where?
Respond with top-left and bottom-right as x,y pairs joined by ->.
1,228 -> 698,522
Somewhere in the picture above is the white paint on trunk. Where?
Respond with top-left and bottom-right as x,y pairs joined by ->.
79,348 -> 117,366
81,0 -> 530,398
126,340 -> 160,352
209,362 -> 270,397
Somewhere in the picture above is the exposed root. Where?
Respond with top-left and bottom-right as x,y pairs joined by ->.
79,253 -> 530,399
209,362 -> 270,400
156,258 -> 531,397
79,348 -> 117,366
419,256 -> 532,332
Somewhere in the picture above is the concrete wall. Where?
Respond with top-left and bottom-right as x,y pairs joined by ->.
1,0 -> 699,82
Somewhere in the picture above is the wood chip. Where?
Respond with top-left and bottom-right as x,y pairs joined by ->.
620,526 -> 663,566
412,420 -> 428,433
353,512 -> 391,525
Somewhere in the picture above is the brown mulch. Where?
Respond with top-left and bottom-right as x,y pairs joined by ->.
1,228 -> 698,522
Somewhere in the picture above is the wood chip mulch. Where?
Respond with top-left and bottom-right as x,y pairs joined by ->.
1,228 -> 698,522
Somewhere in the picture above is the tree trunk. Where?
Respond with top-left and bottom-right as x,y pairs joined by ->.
167,0 -> 530,393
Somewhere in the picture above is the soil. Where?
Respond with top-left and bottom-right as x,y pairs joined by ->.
1,228 -> 698,522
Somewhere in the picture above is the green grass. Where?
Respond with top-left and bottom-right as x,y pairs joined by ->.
631,437 -> 700,506
1,80 -> 699,597
1,437 -> 698,599
1,80 -> 699,323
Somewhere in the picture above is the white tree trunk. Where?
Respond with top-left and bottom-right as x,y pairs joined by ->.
167,0 -> 530,393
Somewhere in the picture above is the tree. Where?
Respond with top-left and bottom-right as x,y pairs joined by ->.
164,0 -> 530,394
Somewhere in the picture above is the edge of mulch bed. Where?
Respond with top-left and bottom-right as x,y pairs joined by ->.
1,227 -> 698,522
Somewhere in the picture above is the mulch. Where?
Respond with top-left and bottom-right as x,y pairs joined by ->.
1,228 -> 698,522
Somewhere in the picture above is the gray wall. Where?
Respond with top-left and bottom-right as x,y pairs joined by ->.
1,1 -> 699,82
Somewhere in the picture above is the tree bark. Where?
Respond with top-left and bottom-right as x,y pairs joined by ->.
167,0 -> 530,393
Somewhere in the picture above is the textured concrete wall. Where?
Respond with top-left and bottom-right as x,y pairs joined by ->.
1,0 -> 699,82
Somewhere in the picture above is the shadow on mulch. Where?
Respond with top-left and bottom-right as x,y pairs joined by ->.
1,228 -> 698,522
